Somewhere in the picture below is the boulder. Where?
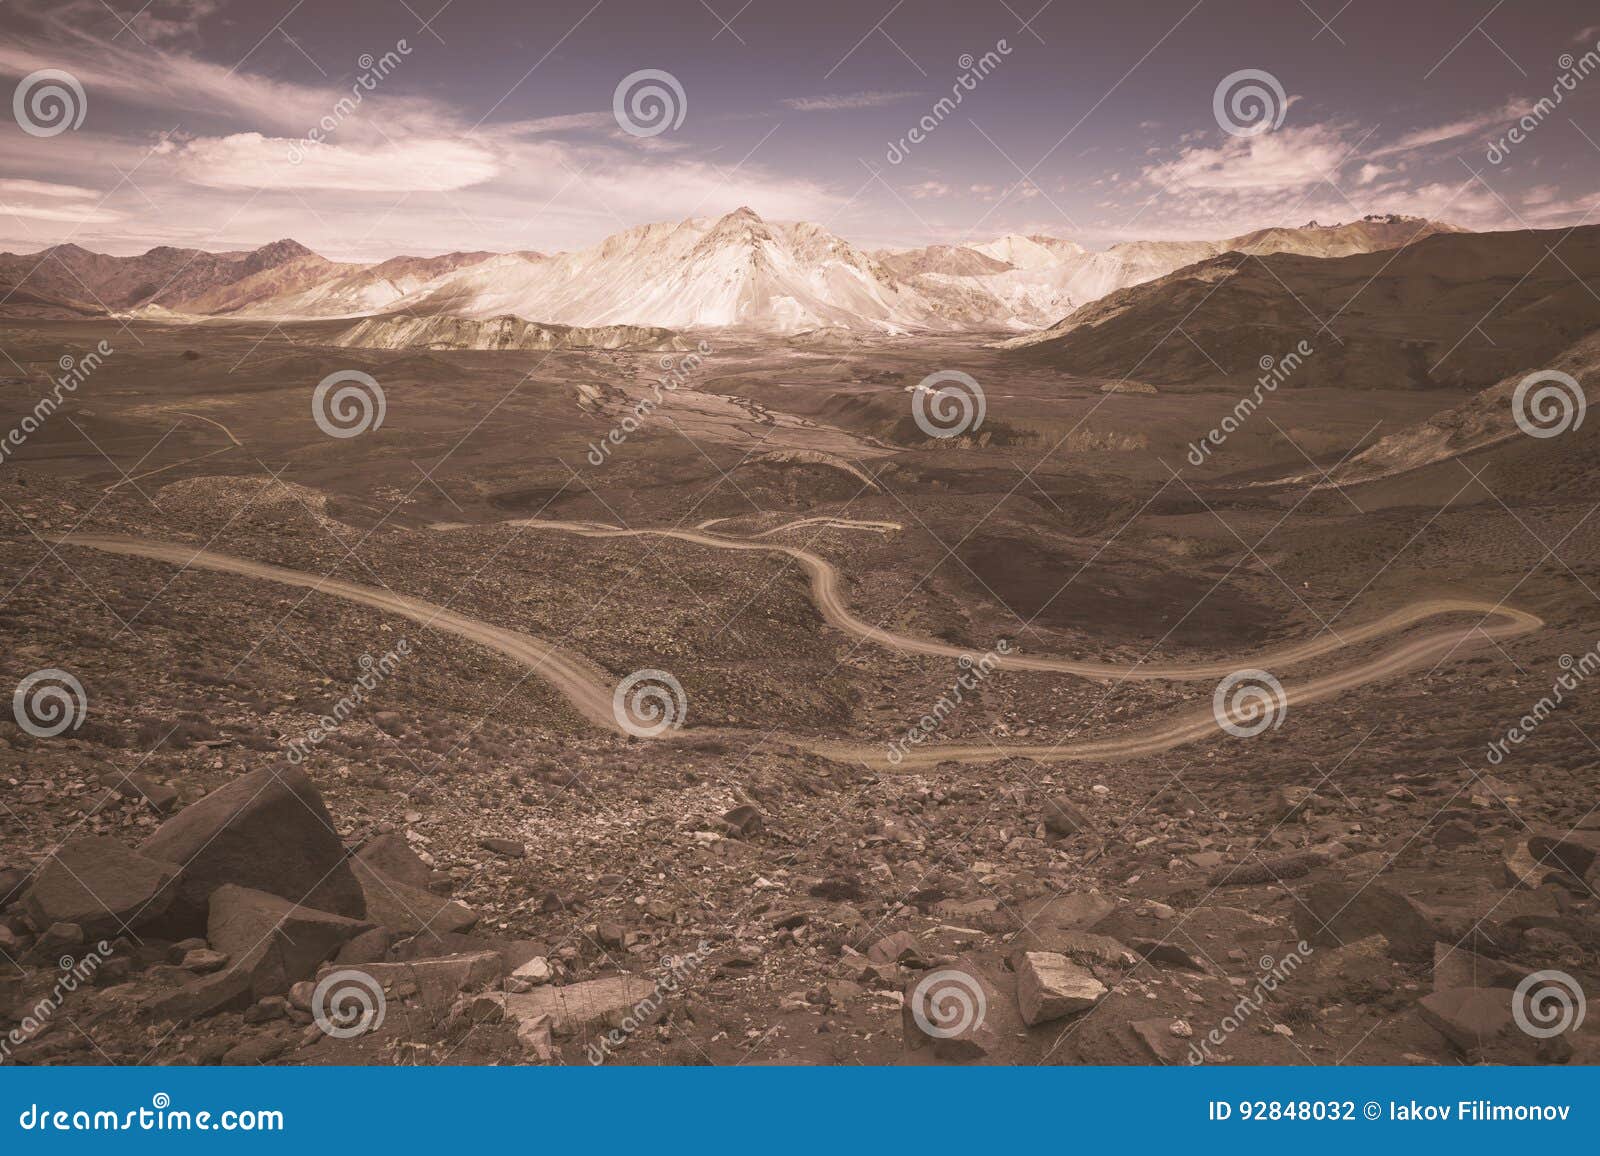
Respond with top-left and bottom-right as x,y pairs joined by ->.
352,951 -> 503,1010
1041,795 -> 1093,836
144,967 -> 254,1025
1527,828 -> 1600,878
353,860 -> 477,935
1418,987 -> 1516,1052
140,766 -> 364,933
492,974 -> 661,1037
1289,881 -> 1440,962
722,805 -> 764,838
1016,951 -> 1107,1025
1430,942 -> 1532,992
1020,929 -> 1139,967
866,930 -> 923,966
334,927 -> 393,966
20,837 -> 179,938
207,884 -> 373,999
354,833 -> 434,890
901,958 -> 1026,1064
1020,891 -> 1115,933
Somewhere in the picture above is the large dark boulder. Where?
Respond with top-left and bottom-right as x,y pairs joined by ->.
20,837 -> 179,938
140,766 -> 364,934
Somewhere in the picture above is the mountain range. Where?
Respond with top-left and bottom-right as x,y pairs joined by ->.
1001,224 -> 1600,393
0,209 -> 1459,336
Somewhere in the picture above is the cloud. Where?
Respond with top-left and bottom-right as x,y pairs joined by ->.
1368,101 -> 1529,158
509,112 -> 618,135
907,180 -> 950,199
0,178 -> 121,224
781,90 -> 917,111
1141,125 -> 1351,192
174,134 -> 501,192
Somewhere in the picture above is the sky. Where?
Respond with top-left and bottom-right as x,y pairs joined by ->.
1,0 -> 1599,260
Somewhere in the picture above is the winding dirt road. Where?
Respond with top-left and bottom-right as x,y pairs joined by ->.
58,525 -> 1542,769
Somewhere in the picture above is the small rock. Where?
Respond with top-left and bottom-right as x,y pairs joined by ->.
1016,951 -> 1107,1026
478,837 -> 526,859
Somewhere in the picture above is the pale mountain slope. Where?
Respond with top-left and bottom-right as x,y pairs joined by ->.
335,313 -> 687,352
251,251 -> 505,317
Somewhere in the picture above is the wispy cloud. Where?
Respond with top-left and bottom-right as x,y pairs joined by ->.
781,90 -> 917,112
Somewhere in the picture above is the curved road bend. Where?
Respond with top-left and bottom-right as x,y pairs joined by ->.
59,530 -> 1542,768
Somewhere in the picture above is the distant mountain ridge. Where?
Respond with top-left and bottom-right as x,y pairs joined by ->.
1001,224 -> 1600,394
0,211 -> 1462,334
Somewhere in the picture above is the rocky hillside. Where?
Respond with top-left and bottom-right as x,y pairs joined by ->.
334,313 -> 689,353
1002,225 -> 1600,392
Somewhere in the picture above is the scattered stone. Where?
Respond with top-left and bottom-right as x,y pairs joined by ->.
244,996 -> 288,1024
141,766 -> 365,933
507,956 -> 553,992
1028,929 -> 1139,967
180,948 -> 229,974
1432,820 -> 1477,847
515,1013 -> 556,1062
1016,951 -> 1107,1025
1042,795 -> 1093,837
20,837 -> 179,938
478,837 -> 526,859
1024,891 -> 1115,932
866,930 -> 923,966
99,771 -> 179,815
1132,939 -> 1207,972
722,804 -> 764,838
1267,785 -> 1318,822
1130,1017 -> 1189,1063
